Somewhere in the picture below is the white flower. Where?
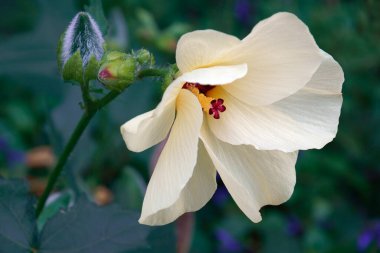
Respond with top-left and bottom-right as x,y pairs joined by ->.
121,12 -> 344,226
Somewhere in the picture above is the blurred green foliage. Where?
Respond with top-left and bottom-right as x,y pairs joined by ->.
0,0 -> 379,252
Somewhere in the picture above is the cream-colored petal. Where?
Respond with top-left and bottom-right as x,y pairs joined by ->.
207,52 -> 343,152
180,64 -> 247,85
200,124 -> 297,223
139,89 -> 204,225
222,12 -> 323,105
176,30 -> 240,73
120,78 -> 184,152
304,50 -> 344,93
140,141 -> 217,225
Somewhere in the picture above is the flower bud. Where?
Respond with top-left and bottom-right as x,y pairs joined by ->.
134,49 -> 154,66
61,12 -> 104,68
103,51 -> 127,62
98,52 -> 136,91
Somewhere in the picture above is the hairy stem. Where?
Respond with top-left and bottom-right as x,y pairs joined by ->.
35,90 -> 120,217
137,68 -> 167,79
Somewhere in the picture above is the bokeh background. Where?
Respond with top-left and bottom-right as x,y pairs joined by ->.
1,0 -> 379,252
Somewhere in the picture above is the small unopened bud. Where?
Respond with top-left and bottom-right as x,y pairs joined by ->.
104,51 -> 127,62
134,49 -> 154,66
62,12 -> 104,68
98,52 -> 136,91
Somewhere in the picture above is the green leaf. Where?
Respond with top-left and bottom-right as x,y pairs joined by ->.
127,225 -> 176,253
113,167 -> 146,210
84,55 -> 100,83
37,191 -> 73,232
136,9 -> 159,35
0,178 -> 37,253
62,51 -> 84,85
85,0 -> 108,34
259,212 -> 301,253
38,197 -> 149,253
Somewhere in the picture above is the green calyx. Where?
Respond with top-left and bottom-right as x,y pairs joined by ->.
62,51 -> 84,84
161,64 -> 179,92
62,51 -> 101,86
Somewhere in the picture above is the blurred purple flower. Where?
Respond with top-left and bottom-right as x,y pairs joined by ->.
0,137 -> 25,166
6,150 -> 25,165
357,220 -> 380,252
234,0 -> 251,25
216,228 -> 244,253
213,186 -> 229,206
0,138 -> 7,150
358,230 -> 374,252
212,174 -> 229,206
286,216 -> 304,237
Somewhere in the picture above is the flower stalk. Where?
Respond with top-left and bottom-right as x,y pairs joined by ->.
36,65 -> 172,217
35,110 -> 94,217
36,11 -> 177,218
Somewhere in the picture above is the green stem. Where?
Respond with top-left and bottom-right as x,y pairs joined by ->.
137,68 -> 167,79
95,90 -> 120,108
36,111 -> 94,217
36,66 -> 169,217
80,80 -> 93,109
36,89 -> 122,217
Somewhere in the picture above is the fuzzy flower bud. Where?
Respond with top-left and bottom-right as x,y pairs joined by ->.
134,49 -> 154,66
62,12 -> 104,67
98,52 -> 136,91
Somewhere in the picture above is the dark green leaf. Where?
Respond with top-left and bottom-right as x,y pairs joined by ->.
37,191 -> 73,232
127,225 -> 176,253
113,167 -> 146,210
259,213 -> 301,253
38,197 -> 149,253
62,51 -> 83,85
0,178 -> 37,253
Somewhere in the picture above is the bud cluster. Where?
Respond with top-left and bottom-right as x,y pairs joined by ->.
59,11 -> 165,94
59,12 -> 105,85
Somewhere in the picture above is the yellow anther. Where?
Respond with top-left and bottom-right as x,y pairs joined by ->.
197,93 -> 213,112
187,86 -> 214,112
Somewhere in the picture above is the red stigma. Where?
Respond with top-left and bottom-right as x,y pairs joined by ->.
209,98 -> 226,119
183,82 -> 226,119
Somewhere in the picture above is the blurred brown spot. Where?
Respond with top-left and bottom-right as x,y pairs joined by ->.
26,146 -> 55,168
176,213 -> 194,253
167,40 -> 177,52
27,176 -> 47,196
94,185 -> 114,206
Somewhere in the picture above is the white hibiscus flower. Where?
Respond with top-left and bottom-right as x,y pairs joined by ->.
121,12 -> 344,225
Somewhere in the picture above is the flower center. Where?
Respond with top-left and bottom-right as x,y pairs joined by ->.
182,82 -> 226,119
